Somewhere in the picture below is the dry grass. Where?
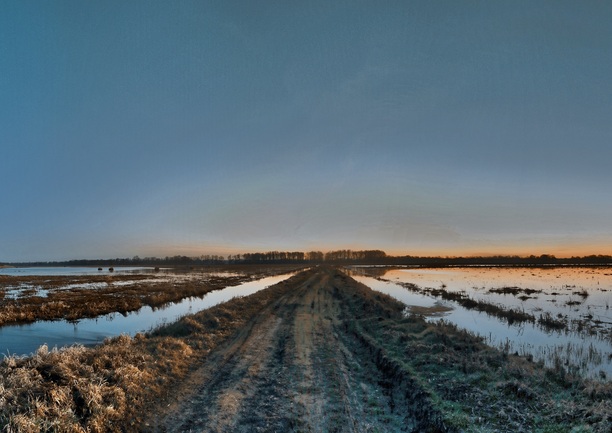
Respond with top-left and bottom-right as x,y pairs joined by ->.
1,336 -> 155,432
0,269 -> 316,432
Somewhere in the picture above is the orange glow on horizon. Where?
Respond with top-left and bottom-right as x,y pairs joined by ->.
141,242 -> 611,260
383,245 -> 612,259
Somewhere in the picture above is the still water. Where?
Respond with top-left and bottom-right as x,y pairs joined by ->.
350,266 -> 612,380
0,267 -> 154,276
0,272 -> 295,357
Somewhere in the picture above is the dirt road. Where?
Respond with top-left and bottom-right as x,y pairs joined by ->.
153,267 -> 446,432
151,267 -> 610,433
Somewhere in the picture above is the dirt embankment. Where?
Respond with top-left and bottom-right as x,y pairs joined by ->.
1,267 -> 609,432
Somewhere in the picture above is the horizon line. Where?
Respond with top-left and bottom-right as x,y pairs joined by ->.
3,250 -> 612,265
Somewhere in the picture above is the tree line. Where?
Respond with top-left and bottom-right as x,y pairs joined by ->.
5,251 -> 612,268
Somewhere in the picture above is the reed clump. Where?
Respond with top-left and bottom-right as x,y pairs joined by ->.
488,286 -> 542,296
0,335 -> 193,431
538,312 -> 567,330
0,337 -> 158,432
425,286 -> 536,326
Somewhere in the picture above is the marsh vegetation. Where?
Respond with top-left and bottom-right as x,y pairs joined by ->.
0,265 -> 306,327
349,266 -> 612,379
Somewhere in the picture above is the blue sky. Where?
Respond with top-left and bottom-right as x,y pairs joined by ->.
2,1 -> 612,261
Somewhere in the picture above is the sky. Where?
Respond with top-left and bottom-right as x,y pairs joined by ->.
1,1 -> 612,262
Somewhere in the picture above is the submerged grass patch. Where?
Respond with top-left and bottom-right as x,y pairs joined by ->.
382,277 -> 611,344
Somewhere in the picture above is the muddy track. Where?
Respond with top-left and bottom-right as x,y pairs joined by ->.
153,268 -> 440,433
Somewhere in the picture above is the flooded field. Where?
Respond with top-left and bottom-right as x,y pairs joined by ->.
0,266 -> 301,356
348,266 -> 612,380
0,266 -> 156,276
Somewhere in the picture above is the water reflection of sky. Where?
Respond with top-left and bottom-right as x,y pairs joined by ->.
387,267 -> 612,324
0,267 -> 155,276
352,267 -> 612,380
